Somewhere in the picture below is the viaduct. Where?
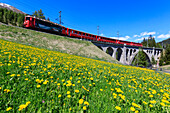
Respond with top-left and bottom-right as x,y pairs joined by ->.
92,41 -> 163,65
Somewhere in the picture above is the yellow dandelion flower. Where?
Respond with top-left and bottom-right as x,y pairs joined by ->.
150,100 -> 156,104
79,99 -> 84,104
67,91 -> 70,94
149,95 -> 153,98
160,102 -> 165,106
6,107 -> 12,111
149,104 -> 153,107
75,90 -> 79,93
83,106 -> 87,110
130,107 -> 135,111
10,74 -> 15,77
143,101 -> 148,105
25,78 -> 28,81
26,101 -> 31,106
37,84 -> 41,88
58,94 -> 61,98
115,106 -> 121,110
84,101 -> 89,105
100,89 -> 103,91
67,95 -> 71,98
17,74 -> 20,77
135,110 -> 139,113
18,104 -> 27,111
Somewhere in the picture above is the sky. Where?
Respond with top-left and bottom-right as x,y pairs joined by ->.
1,0 -> 170,42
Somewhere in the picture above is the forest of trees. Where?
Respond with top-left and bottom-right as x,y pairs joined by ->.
141,35 -> 162,48
0,8 -> 25,27
32,9 -> 49,21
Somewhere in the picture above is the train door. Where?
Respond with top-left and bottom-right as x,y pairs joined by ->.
67,28 -> 71,36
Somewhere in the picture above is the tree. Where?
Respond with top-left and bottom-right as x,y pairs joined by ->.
17,14 -> 25,27
151,56 -> 156,65
32,9 -> 45,19
159,51 -> 164,66
32,11 -> 38,17
0,8 -> 3,22
3,9 -> 8,24
47,17 -> 50,21
13,12 -> 18,26
132,49 -> 149,67
164,44 -> 170,65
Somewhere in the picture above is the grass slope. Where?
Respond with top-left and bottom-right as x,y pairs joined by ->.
0,39 -> 170,112
0,23 -> 119,63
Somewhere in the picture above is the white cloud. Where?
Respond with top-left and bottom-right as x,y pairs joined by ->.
157,34 -> 170,39
133,35 -> 140,38
100,33 -> 104,36
135,37 -> 145,41
110,36 -> 130,40
133,31 -> 156,38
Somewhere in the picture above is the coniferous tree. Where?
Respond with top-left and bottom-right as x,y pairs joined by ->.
17,14 -> 25,27
151,56 -> 156,65
13,12 -> 18,25
164,44 -> 170,65
32,11 -> 38,17
3,9 -> 8,24
0,8 -> 3,22
32,9 -> 45,19
132,49 -> 149,67
159,51 -> 164,66
47,17 -> 50,21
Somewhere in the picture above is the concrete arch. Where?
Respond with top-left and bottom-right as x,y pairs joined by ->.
143,50 -> 152,62
132,50 -> 152,67
129,50 -> 139,64
130,49 -> 133,56
116,48 -> 123,61
106,47 -> 114,56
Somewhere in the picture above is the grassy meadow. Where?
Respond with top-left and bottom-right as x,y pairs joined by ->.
0,39 -> 169,112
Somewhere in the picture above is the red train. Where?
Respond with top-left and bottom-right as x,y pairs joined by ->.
23,16 -> 143,47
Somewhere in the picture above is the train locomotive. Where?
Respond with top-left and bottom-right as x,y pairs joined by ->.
23,15 -> 143,47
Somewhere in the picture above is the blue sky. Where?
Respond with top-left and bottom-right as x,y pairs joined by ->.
1,0 -> 170,42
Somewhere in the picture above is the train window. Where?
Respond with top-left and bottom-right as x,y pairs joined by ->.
79,32 -> 81,35
75,31 -> 77,34
86,34 -> 88,36
26,17 -> 30,20
83,33 -> 85,35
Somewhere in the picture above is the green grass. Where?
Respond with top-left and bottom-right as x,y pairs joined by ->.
0,39 -> 169,112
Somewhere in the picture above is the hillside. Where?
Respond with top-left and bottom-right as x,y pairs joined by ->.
0,23 -> 119,63
0,3 -> 25,14
0,39 -> 170,112
158,38 -> 170,47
